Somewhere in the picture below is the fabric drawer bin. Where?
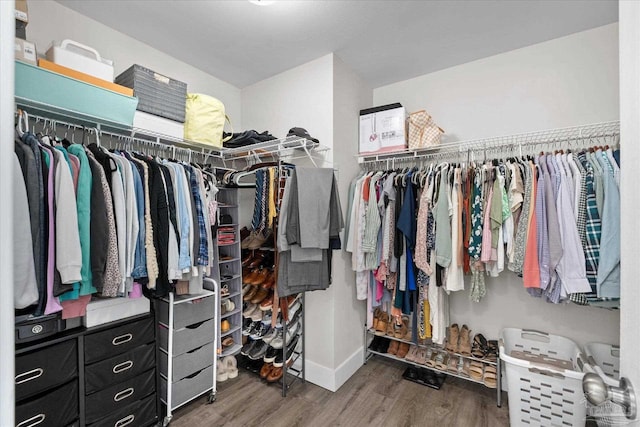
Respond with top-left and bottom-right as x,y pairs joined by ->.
157,296 -> 214,329
85,343 -> 155,394
15,61 -> 138,129
160,342 -> 214,381
87,393 -> 156,427
158,319 -> 214,355
15,339 -> 77,401
85,316 -> 154,364
115,64 -> 187,122
15,380 -> 78,427
161,365 -> 213,409
85,368 -> 155,424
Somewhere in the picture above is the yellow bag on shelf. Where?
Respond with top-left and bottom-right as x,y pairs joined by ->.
184,93 -> 232,147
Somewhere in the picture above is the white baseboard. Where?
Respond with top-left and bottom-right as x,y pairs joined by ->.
304,346 -> 364,392
334,346 -> 364,390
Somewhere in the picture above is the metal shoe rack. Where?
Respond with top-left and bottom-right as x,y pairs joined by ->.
363,326 -> 502,406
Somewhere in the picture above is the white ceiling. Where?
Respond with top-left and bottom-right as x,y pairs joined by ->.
56,0 -> 618,89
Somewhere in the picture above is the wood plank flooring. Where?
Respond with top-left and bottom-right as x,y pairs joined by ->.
170,355 -> 510,427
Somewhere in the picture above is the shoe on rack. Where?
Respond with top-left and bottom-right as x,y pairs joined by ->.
259,292 -> 274,311
221,319 -> 231,333
394,315 -> 409,340
445,324 -> 459,353
242,303 -> 257,318
240,339 -> 257,356
263,345 -> 279,364
242,317 -> 252,331
223,356 -> 238,379
243,285 -> 259,301
248,340 -> 269,360
241,231 -> 259,250
273,335 -> 299,368
387,340 -> 399,356
250,286 -> 270,305
242,320 -> 259,336
404,345 -> 419,362
458,325 -> 472,356
262,327 -> 281,345
397,342 -> 410,359
260,362 -> 274,379
249,322 -> 272,340
270,319 -> 300,350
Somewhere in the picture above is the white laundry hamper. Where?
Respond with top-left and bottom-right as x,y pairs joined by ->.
500,328 -> 588,427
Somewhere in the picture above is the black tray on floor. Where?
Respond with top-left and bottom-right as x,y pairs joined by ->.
402,366 -> 446,390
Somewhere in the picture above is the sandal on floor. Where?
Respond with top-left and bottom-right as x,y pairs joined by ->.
469,361 -> 484,381
483,365 -> 497,389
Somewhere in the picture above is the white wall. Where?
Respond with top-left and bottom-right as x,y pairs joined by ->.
331,56 -> 372,388
27,1 -> 242,128
619,3 -> 640,420
241,54 -> 337,380
373,24 -> 620,347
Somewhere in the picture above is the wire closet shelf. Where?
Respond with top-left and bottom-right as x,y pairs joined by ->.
17,108 -> 329,168
358,121 -> 620,170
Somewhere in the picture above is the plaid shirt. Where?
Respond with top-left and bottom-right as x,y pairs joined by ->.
186,165 -> 209,266
583,163 -> 601,293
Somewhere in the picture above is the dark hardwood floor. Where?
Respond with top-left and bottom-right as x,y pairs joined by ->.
169,355 -> 510,427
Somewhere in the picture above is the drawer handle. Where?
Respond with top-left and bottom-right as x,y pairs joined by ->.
112,333 -> 133,346
17,414 -> 45,427
15,368 -> 44,385
112,360 -> 134,374
113,387 -> 134,402
115,414 -> 135,427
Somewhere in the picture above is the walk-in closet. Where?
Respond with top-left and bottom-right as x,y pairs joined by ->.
2,1 -> 639,426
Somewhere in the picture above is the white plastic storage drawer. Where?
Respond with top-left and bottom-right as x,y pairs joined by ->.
161,365 -> 213,409
45,40 -> 114,81
158,318 -> 215,355
157,295 -> 214,329
160,342 -> 214,382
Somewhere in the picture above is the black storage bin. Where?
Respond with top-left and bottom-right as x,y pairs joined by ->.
15,339 -> 77,401
85,343 -> 155,394
15,380 -> 78,427
87,393 -> 156,427
84,316 -> 154,364
85,368 -> 156,424
115,64 -> 187,122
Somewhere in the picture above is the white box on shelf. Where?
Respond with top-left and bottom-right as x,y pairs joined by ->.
15,38 -> 36,66
134,111 -> 184,140
359,103 -> 407,155
84,297 -> 150,328
45,39 -> 114,82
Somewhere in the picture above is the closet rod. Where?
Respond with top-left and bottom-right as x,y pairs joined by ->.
358,120 -> 620,166
17,109 -> 212,164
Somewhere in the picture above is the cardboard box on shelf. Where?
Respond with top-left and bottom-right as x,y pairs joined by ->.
15,0 -> 28,23
359,103 -> 407,155
15,38 -> 36,66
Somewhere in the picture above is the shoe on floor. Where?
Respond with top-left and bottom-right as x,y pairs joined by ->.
223,356 -> 238,379
260,362 -> 274,379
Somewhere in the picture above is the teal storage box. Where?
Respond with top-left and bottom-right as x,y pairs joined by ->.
15,61 -> 138,129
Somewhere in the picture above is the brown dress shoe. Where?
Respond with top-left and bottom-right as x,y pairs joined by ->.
250,287 -> 269,304
387,340 -> 399,355
260,363 -> 274,379
397,343 -> 410,358
266,366 -> 283,382
243,286 -> 259,301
